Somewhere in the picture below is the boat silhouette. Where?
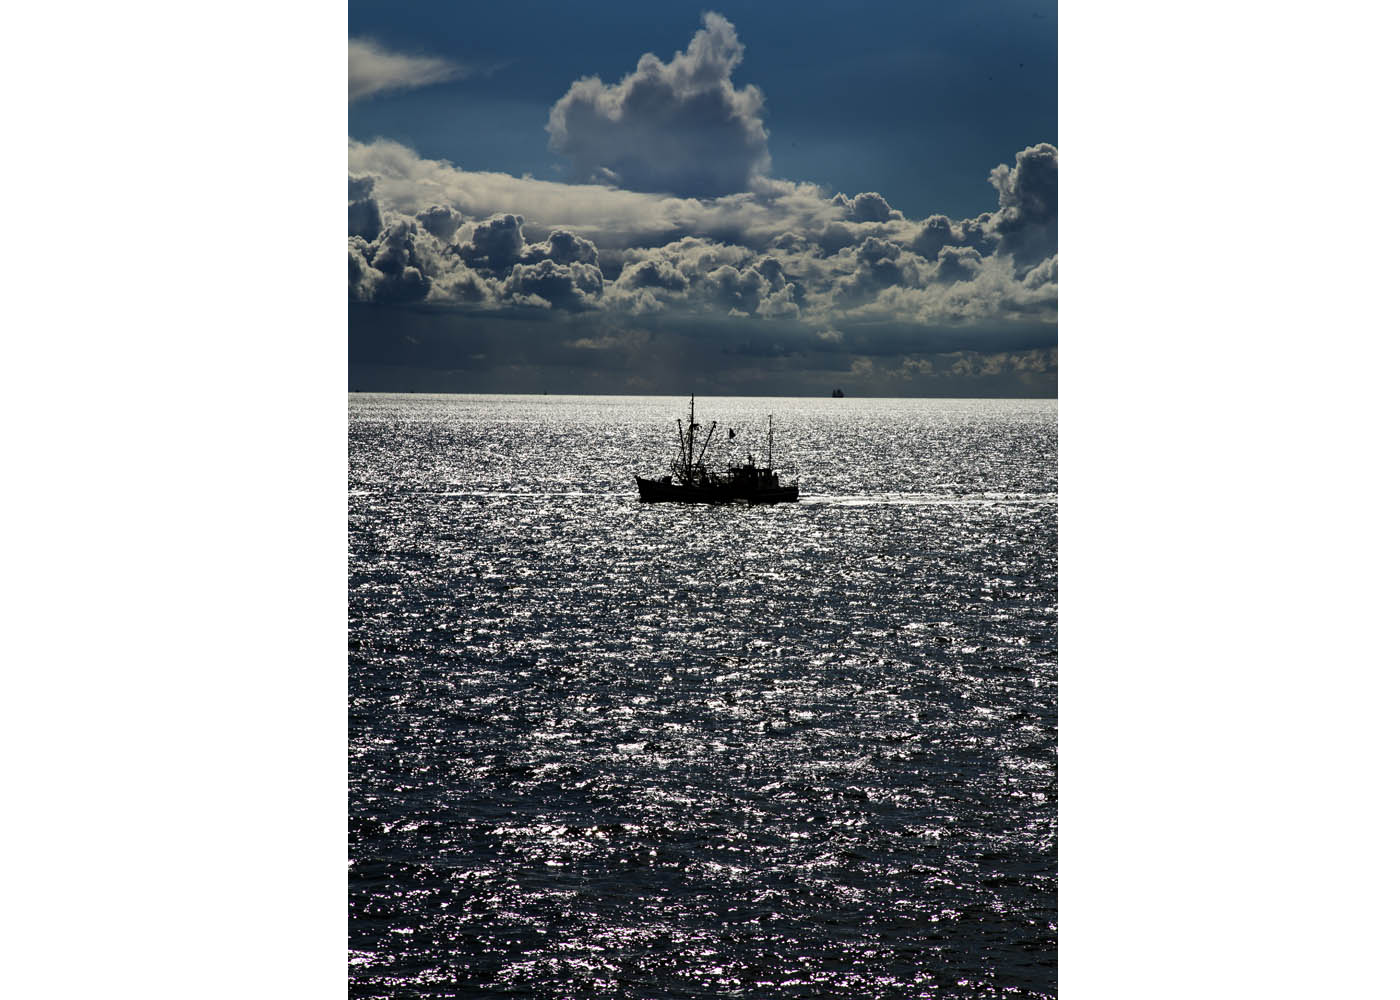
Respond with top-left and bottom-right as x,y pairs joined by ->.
635,397 -> 799,504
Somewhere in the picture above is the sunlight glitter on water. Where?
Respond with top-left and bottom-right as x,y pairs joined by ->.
350,393 -> 1056,998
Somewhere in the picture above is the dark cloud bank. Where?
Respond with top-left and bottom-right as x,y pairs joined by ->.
348,15 -> 1057,396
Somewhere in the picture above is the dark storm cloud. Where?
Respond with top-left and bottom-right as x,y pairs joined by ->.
830,237 -> 919,307
617,258 -> 689,292
909,214 -> 957,259
348,302 -> 1056,396
460,214 -> 526,273
351,216 -> 502,306
701,264 -> 766,314
534,229 -> 600,267
352,221 -> 433,304
349,175 -> 376,201
503,259 -> 605,312
931,245 -> 984,284
415,204 -> 461,240
815,222 -> 858,257
545,13 -> 771,198
348,175 -> 382,240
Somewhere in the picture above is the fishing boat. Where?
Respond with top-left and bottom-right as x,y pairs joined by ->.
635,397 -> 799,504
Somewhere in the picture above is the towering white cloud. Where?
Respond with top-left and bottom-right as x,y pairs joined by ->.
349,38 -> 468,103
545,13 -> 771,198
986,142 -> 1058,269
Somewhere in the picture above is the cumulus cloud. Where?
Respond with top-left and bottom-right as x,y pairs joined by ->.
348,207 -> 504,307
460,214 -> 527,273
349,175 -> 382,240
986,142 -> 1058,269
617,258 -> 688,292
527,229 -> 600,268
414,204 -> 461,240
352,221 -> 434,304
504,259 -> 605,312
349,137 -> 846,250
346,134 -> 1058,339
545,13 -> 771,197
833,191 -> 902,224
931,245 -> 984,284
349,38 -> 471,103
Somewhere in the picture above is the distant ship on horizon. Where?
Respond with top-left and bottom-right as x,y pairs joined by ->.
831,387 -> 845,397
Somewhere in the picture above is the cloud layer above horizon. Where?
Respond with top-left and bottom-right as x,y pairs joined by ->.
347,14 -> 1057,387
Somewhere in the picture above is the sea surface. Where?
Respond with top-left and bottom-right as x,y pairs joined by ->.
349,394 -> 1057,998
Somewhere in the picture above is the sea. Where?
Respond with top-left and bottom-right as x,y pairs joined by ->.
349,393 -> 1057,998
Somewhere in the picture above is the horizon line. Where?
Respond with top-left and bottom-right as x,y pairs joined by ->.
348,390 -> 1058,400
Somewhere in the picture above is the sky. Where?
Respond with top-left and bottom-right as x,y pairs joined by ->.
348,1 -> 1058,395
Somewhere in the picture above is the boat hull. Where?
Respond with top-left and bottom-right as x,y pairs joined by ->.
743,485 -> 799,505
635,476 -> 798,505
635,476 -> 730,504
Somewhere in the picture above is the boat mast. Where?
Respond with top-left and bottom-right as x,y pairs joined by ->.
695,420 -> 718,468
687,395 -> 696,479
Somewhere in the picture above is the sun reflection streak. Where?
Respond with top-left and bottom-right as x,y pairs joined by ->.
350,395 -> 1057,997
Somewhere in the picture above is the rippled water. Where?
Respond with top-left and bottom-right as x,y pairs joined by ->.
349,393 -> 1057,998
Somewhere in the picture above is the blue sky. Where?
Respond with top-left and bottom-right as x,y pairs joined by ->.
350,1 -> 1056,221
348,3 -> 1058,395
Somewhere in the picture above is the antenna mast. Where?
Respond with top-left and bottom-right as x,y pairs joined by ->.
687,395 -> 696,477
